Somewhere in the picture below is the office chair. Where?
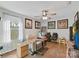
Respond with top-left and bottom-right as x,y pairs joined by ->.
51,33 -> 58,42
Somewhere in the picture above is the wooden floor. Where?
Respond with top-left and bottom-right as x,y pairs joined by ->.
43,42 -> 67,58
1,42 -> 67,58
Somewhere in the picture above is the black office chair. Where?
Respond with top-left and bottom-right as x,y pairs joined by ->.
51,33 -> 58,42
45,32 -> 51,42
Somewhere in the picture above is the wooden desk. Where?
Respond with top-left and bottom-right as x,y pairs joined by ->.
17,41 -> 28,58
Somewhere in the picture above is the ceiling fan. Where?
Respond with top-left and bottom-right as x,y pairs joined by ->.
34,10 -> 56,20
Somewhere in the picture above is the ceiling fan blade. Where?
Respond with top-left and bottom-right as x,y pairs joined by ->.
48,17 -> 51,19
34,16 -> 40,17
48,13 -> 56,16
34,16 -> 42,19
52,13 -> 56,15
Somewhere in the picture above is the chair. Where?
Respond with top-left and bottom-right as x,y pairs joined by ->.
45,32 -> 51,42
51,33 -> 58,42
59,37 -> 67,45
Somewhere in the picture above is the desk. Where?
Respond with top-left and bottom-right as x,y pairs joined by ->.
17,41 -> 28,58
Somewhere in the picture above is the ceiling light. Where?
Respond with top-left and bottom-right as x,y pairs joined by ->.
42,16 -> 48,20
42,10 -> 48,20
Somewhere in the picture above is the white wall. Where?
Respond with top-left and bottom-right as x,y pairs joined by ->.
41,20 -> 48,27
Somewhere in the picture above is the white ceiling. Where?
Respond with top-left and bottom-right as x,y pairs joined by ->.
0,1 -> 77,18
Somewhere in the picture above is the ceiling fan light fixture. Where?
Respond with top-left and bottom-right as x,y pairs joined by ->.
42,16 -> 48,20
42,10 -> 48,20
42,10 -> 48,16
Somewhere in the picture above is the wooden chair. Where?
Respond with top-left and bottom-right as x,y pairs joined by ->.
58,37 -> 67,45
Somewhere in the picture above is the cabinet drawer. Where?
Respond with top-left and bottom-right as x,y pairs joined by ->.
21,45 -> 28,57
21,50 -> 28,57
21,45 -> 28,52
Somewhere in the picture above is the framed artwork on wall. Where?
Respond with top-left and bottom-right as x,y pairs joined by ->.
25,18 -> 32,29
35,21 -> 41,29
48,21 -> 56,29
57,19 -> 68,29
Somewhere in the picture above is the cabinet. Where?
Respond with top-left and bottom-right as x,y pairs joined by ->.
17,41 -> 28,58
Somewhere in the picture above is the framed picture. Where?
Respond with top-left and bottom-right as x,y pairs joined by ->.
35,21 -> 41,29
25,18 -> 32,29
57,19 -> 68,29
48,21 -> 56,29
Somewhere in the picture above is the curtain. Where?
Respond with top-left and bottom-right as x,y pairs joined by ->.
3,20 -> 11,43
